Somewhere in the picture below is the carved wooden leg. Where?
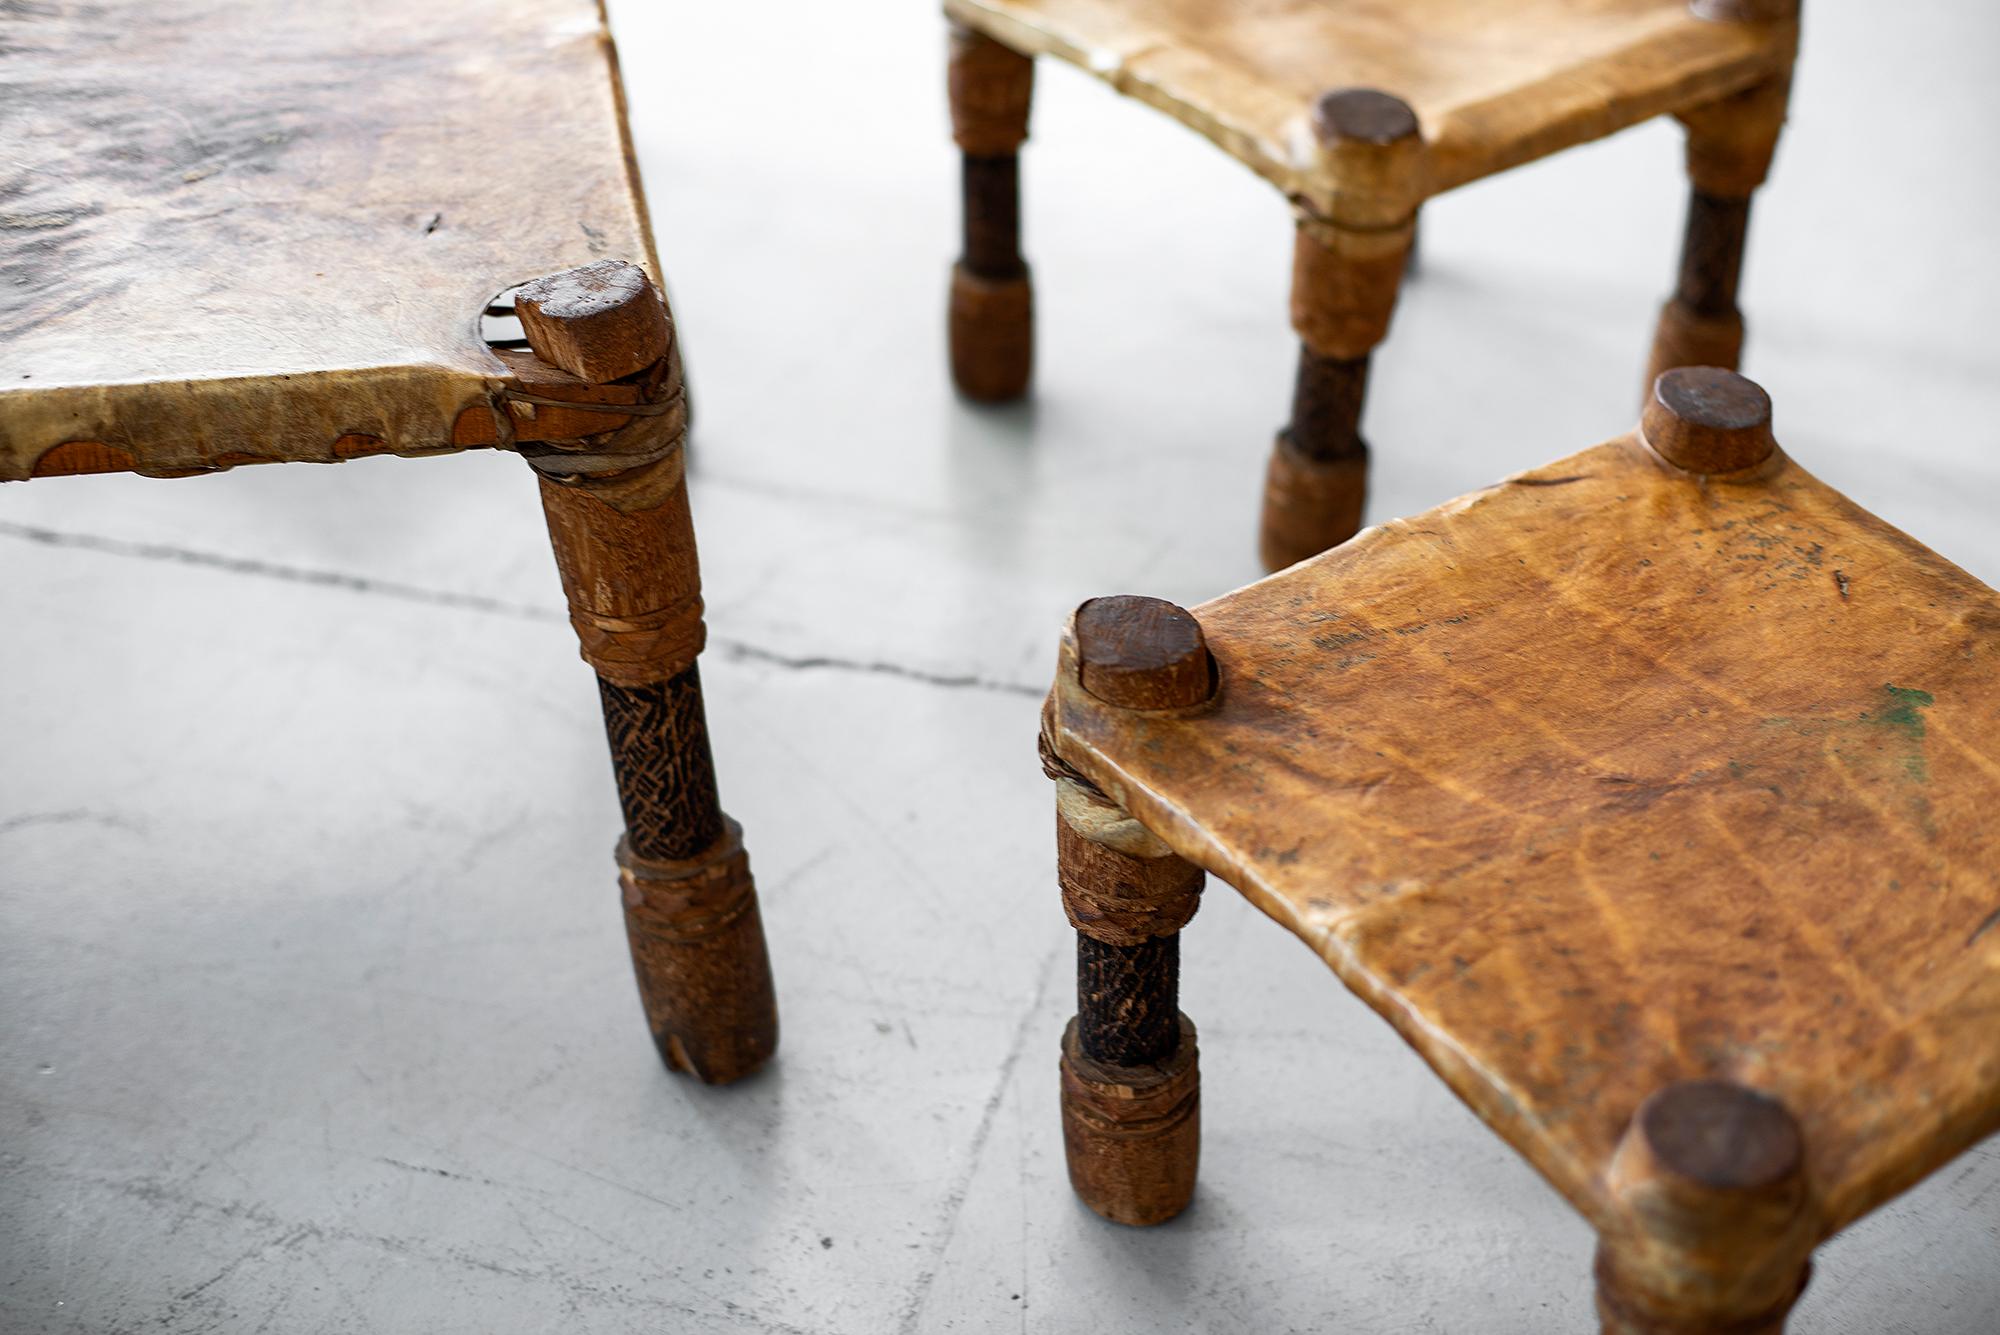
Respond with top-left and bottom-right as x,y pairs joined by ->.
1644,71 -> 1792,391
947,21 -> 1034,402
1594,1080 -> 1816,1334
1259,90 -> 1422,572
538,472 -> 779,1085
1055,777 -> 1203,1225
1048,595 -> 1216,1225
515,261 -> 777,1086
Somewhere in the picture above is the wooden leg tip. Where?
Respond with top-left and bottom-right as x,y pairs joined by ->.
1594,1244 -> 1810,1335
621,827 -> 780,1086
1059,1015 -> 1200,1226
1644,299 -> 1746,399
949,262 -> 1033,402
1258,430 -> 1367,572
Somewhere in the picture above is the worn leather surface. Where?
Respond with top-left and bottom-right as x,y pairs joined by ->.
0,0 -> 658,479
945,0 -> 1794,207
1048,434 -> 2000,1239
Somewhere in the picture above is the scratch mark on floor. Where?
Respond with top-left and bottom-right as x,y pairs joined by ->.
0,808 -> 147,838
895,943 -> 1061,1335
374,1157 -> 515,1190
0,520 -> 1041,697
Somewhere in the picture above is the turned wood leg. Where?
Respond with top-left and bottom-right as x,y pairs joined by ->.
1055,780 -> 1203,1225
1644,72 -> 1792,391
1259,89 -> 1422,572
947,21 -> 1034,402
1594,1080 -> 1816,1334
1048,596 -> 1216,1225
518,263 -> 778,1085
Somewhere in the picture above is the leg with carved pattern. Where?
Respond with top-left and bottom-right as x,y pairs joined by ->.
519,261 -> 778,1084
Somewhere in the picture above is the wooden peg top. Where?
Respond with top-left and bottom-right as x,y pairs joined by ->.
1313,88 -> 1420,147
1642,366 -> 1776,474
516,259 -> 671,385
1607,1078 -> 1807,1255
1633,1079 -> 1803,1195
1074,597 -> 1215,710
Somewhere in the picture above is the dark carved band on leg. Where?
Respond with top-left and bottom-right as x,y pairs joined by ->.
597,671 -> 725,861
1077,934 -> 1182,1067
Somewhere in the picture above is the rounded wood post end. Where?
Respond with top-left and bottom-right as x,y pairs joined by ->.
1060,1015 -> 1200,1226
1312,88 -> 1420,148
619,822 -> 780,1085
1259,430 -> 1366,571
1073,596 -> 1215,710
1304,90 -> 1427,228
1641,367 -> 1774,475
949,262 -> 1033,402
1597,1080 -> 1813,1332
517,259 -> 670,385
1613,1079 -> 1803,1224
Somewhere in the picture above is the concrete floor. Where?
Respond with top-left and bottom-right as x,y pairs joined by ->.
3,2 -> 1997,1331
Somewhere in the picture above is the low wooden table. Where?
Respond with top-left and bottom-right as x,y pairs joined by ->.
1040,369 -> 2000,1331
947,0 -> 1800,571
1,1 -> 776,1083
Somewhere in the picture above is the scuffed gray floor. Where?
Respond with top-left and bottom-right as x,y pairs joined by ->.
3,2 -> 1996,1331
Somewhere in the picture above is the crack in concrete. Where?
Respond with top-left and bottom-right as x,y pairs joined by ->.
0,519 -> 1042,698
715,641 -> 1039,698
895,943 -> 1062,1335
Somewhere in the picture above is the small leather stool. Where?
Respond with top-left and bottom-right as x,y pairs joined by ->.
0,0 -> 777,1085
948,0 -> 1800,571
1039,368 -> 2000,1331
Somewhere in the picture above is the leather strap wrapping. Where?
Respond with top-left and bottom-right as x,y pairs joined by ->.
617,818 -> 755,945
1056,778 -> 1203,945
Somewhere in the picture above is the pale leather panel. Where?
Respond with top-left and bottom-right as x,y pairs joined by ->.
1049,437 -> 2000,1237
0,0 -> 658,479
946,0 -> 1793,202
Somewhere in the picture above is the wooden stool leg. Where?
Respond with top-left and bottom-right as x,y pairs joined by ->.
1046,594 -> 1219,1224
1644,73 -> 1792,391
538,473 -> 779,1085
947,22 -> 1034,401
1258,213 -> 1415,571
1259,89 -> 1424,572
1054,777 -> 1203,1225
1594,1080 -> 1816,1334
512,261 -> 776,1085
